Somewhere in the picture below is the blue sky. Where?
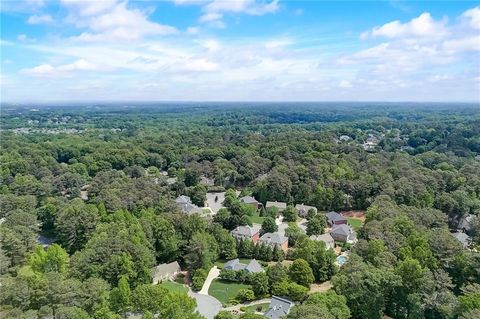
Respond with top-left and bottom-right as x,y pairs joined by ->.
1,0 -> 479,102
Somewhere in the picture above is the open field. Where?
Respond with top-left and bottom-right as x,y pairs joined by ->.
208,279 -> 251,305
160,281 -> 188,293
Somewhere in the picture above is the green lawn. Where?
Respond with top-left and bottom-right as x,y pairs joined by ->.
160,281 -> 188,293
347,218 -> 363,230
243,303 -> 270,313
248,211 -> 265,224
208,279 -> 251,305
215,258 -> 253,268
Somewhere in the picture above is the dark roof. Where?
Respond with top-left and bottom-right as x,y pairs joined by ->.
264,296 -> 294,319
310,233 -> 334,243
175,195 -> 204,215
153,261 -> 181,279
175,195 -> 191,204
266,201 -> 287,209
260,232 -> 288,245
452,232 -> 471,248
458,214 -> 475,231
224,259 -> 246,271
331,224 -> 352,236
231,225 -> 261,237
295,204 -> 317,213
245,259 -> 263,273
224,259 -> 263,273
326,211 -> 346,222
240,196 -> 258,204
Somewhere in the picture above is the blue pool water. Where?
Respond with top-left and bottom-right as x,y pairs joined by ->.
337,255 -> 348,265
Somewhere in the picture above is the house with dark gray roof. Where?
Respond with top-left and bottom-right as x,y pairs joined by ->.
310,233 -> 335,249
266,201 -> 287,212
175,195 -> 205,215
224,259 -> 263,273
295,204 -> 317,218
330,224 -> 357,244
259,232 -> 288,252
152,261 -> 181,284
452,232 -> 471,249
326,211 -> 347,227
458,214 -> 476,232
264,296 -> 294,319
231,225 -> 261,243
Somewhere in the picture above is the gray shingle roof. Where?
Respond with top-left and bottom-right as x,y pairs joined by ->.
240,196 -> 258,204
452,232 -> 471,248
260,232 -> 288,245
224,259 -> 263,273
295,204 -> 317,213
224,259 -> 246,271
310,233 -> 334,243
245,259 -> 263,273
266,201 -> 287,210
326,211 -> 346,222
175,195 -> 203,215
175,195 -> 191,204
264,296 -> 294,319
153,261 -> 181,280
458,214 -> 475,231
231,225 -> 261,237
330,224 -> 352,236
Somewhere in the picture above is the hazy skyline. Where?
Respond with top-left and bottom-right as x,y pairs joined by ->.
1,0 -> 479,102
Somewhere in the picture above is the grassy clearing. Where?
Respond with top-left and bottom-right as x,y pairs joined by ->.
347,218 -> 363,230
243,303 -> 270,313
160,281 -> 188,293
208,279 -> 251,305
248,211 -> 265,224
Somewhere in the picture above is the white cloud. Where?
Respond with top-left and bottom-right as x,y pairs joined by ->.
17,34 -> 27,42
265,39 -> 292,49
62,0 -> 177,41
199,39 -> 220,51
461,6 -> 480,29
443,36 -> 480,53
27,14 -> 54,25
199,0 -> 279,23
4,4 -> 480,102
363,12 -> 448,39
22,59 -> 99,77
186,27 -> 200,34
338,80 -> 352,88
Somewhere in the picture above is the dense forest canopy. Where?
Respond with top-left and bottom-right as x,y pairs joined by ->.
0,103 -> 479,319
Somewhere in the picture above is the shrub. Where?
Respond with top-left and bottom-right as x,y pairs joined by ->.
192,268 -> 208,291
237,288 -> 255,302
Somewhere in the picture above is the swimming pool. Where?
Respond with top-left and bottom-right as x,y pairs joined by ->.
336,255 -> 348,265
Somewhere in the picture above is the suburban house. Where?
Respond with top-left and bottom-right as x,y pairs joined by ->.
266,201 -> 287,212
224,259 -> 263,273
259,232 -> 289,252
240,196 -> 260,210
264,296 -> 294,319
175,195 -> 204,215
295,204 -> 317,218
310,233 -> 335,249
326,211 -> 347,227
231,225 -> 261,243
152,261 -> 181,284
458,214 -> 476,232
452,232 -> 471,249
330,224 -> 357,244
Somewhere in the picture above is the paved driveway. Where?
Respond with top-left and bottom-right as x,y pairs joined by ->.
206,192 -> 225,214
199,266 -> 220,295
188,291 -> 222,319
